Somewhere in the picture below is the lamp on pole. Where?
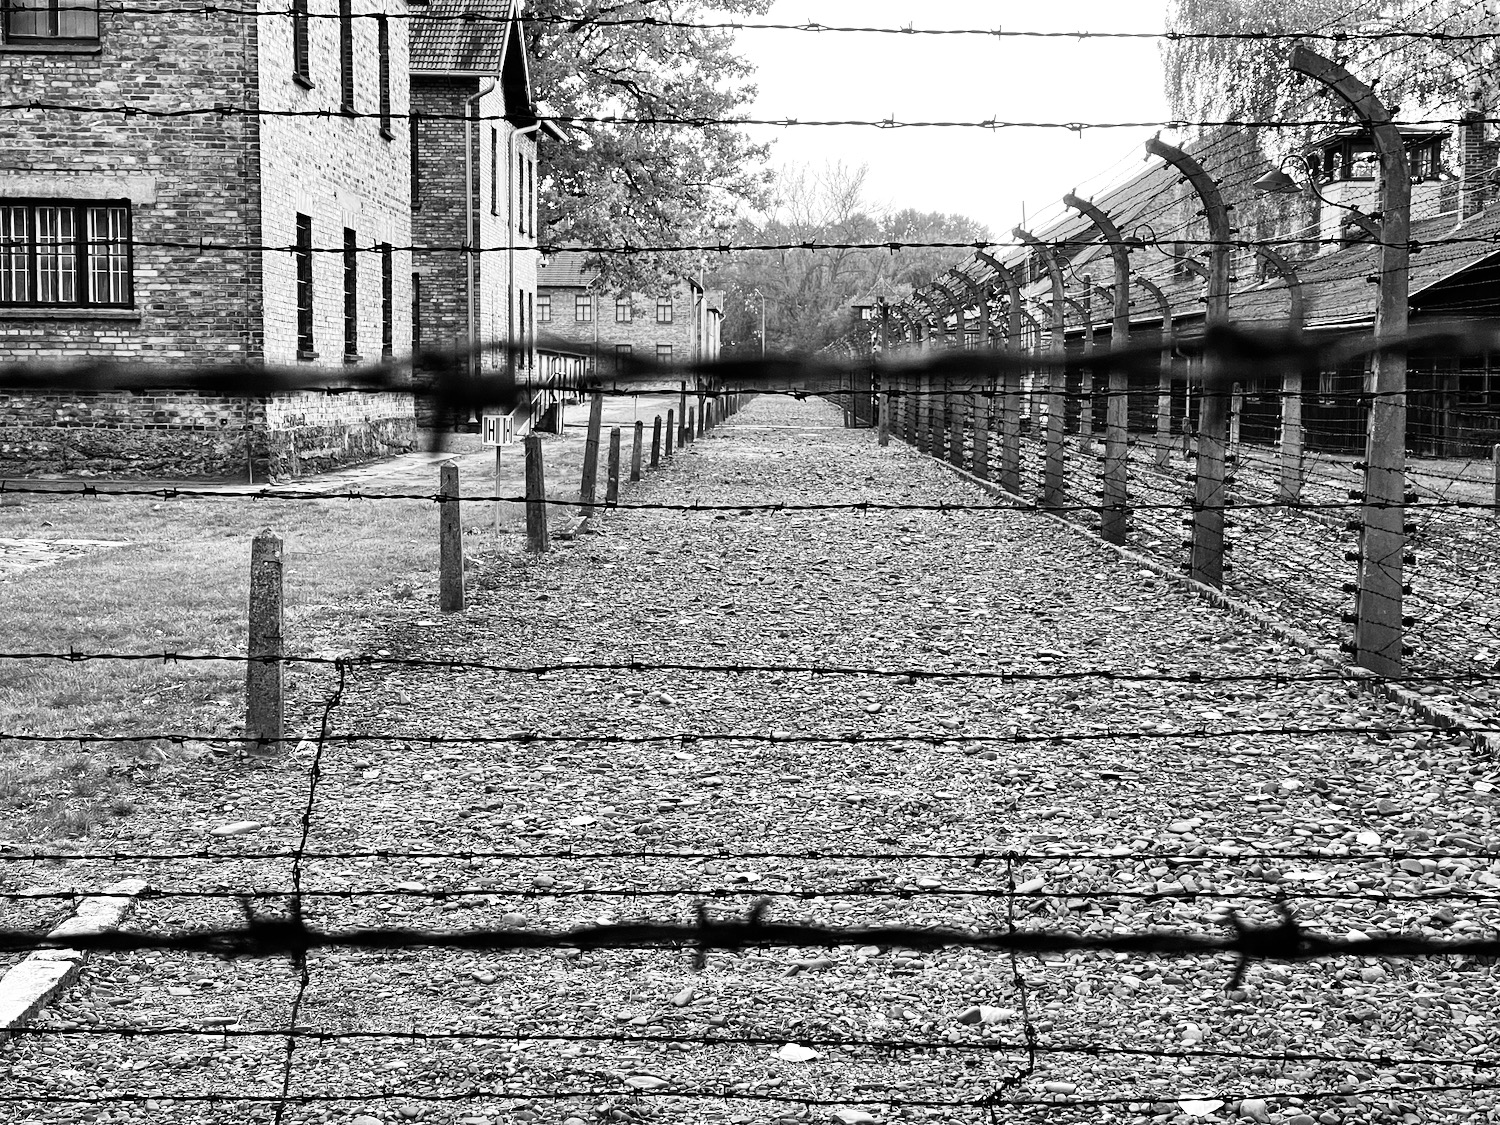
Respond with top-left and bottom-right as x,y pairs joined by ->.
1288,44 -> 1411,677
751,288 -> 767,357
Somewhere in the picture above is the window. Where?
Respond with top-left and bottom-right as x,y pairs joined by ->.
517,151 -> 526,234
528,156 -> 536,237
615,344 -> 632,356
4,0 -> 98,41
490,128 -> 498,215
291,0 -> 311,83
342,227 -> 358,361
615,297 -> 631,323
338,0 -> 354,114
655,295 -> 673,323
0,201 -> 130,307
537,293 -> 550,322
379,242 -> 392,358
295,213 -> 314,358
411,273 -> 422,352
377,16 -> 392,136
656,344 -> 672,363
409,113 -> 421,209
526,291 -> 534,356
575,294 -> 592,322
521,155 -> 531,237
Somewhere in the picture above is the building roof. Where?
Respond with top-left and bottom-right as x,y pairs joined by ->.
537,252 -> 707,295
411,0 -> 531,94
537,251 -> 599,289
1230,204 -> 1500,330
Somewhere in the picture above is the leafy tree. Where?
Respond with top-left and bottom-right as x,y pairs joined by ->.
525,0 -> 775,288
1163,0 -> 1500,131
710,164 -> 989,356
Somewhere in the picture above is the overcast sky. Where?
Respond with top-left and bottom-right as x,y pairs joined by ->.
737,0 -> 1176,236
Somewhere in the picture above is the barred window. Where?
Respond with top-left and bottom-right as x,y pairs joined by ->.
4,0 -> 98,41
377,16 -> 392,135
0,200 -> 130,307
295,213 -> 315,357
379,242 -> 393,358
655,295 -> 673,323
337,0 -> 354,113
290,0 -> 310,83
342,227 -> 358,361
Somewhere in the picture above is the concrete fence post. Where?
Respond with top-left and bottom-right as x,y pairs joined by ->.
606,427 -> 621,506
666,408 -> 675,458
524,433 -> 548,553
439,460 -> 464,613
244,530 -> 283,756
651,415 -> 662,467
631,420 -> 644,481
578,391 -> 603,516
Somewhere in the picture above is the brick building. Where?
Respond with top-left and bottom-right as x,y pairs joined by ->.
410,0 -> 563,428
0,0 -> 415,478
536,252 -> 723,373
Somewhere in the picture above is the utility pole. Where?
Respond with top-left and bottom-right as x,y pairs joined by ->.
1145,137 -> 1232,588
1291,45 -> 1410,677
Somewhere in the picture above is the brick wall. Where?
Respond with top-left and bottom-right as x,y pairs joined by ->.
410,75 -> 539,427
538,279 -> 705,369
0,0 -> 416,477
257,0 -> 415,369
0,392 -> 265,478
0,7 -> 264,361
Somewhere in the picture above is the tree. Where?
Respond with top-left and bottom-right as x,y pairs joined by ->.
709,164 -> 989,356
525,0 -> 775,288
1163,0 -> 1500,132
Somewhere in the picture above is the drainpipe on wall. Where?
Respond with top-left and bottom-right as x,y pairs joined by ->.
464,79 -> 497,386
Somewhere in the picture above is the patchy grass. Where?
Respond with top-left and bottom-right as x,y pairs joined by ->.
0,395 -> 681,842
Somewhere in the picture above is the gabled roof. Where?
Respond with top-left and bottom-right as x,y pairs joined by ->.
537,251 -> 598,289
412,0 -> 534,108
1232,204 -> 1500,330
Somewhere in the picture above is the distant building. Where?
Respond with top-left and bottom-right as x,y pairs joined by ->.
0,0 -> 418,478
537,252 -> 722,373
409,0 -> 565,429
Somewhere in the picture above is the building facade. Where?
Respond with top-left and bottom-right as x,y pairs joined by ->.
409,0 -> 562,430
536,252 -> 723,372
0,0 -> 421,478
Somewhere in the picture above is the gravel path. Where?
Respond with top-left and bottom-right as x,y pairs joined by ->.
4,394 -> 1500,1125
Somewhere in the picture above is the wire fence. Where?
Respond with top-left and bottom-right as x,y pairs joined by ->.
9,5 -> 1500,1122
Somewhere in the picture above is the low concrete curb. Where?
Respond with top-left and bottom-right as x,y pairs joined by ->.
0,877 -> 149,1042
929,456 -> 1500,758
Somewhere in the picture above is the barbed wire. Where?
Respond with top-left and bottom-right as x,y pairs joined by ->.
74,6 -> 1500,42
5,905 -> 1498,966
3,1023 -> 1492,1074
3,650 -> 1497,686
8,101 -> 1500,132
3,721 -> 1492,748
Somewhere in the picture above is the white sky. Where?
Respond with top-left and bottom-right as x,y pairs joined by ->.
738,0 -> 1176,235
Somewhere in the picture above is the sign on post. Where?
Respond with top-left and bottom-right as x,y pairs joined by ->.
482,414 -> 515,447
